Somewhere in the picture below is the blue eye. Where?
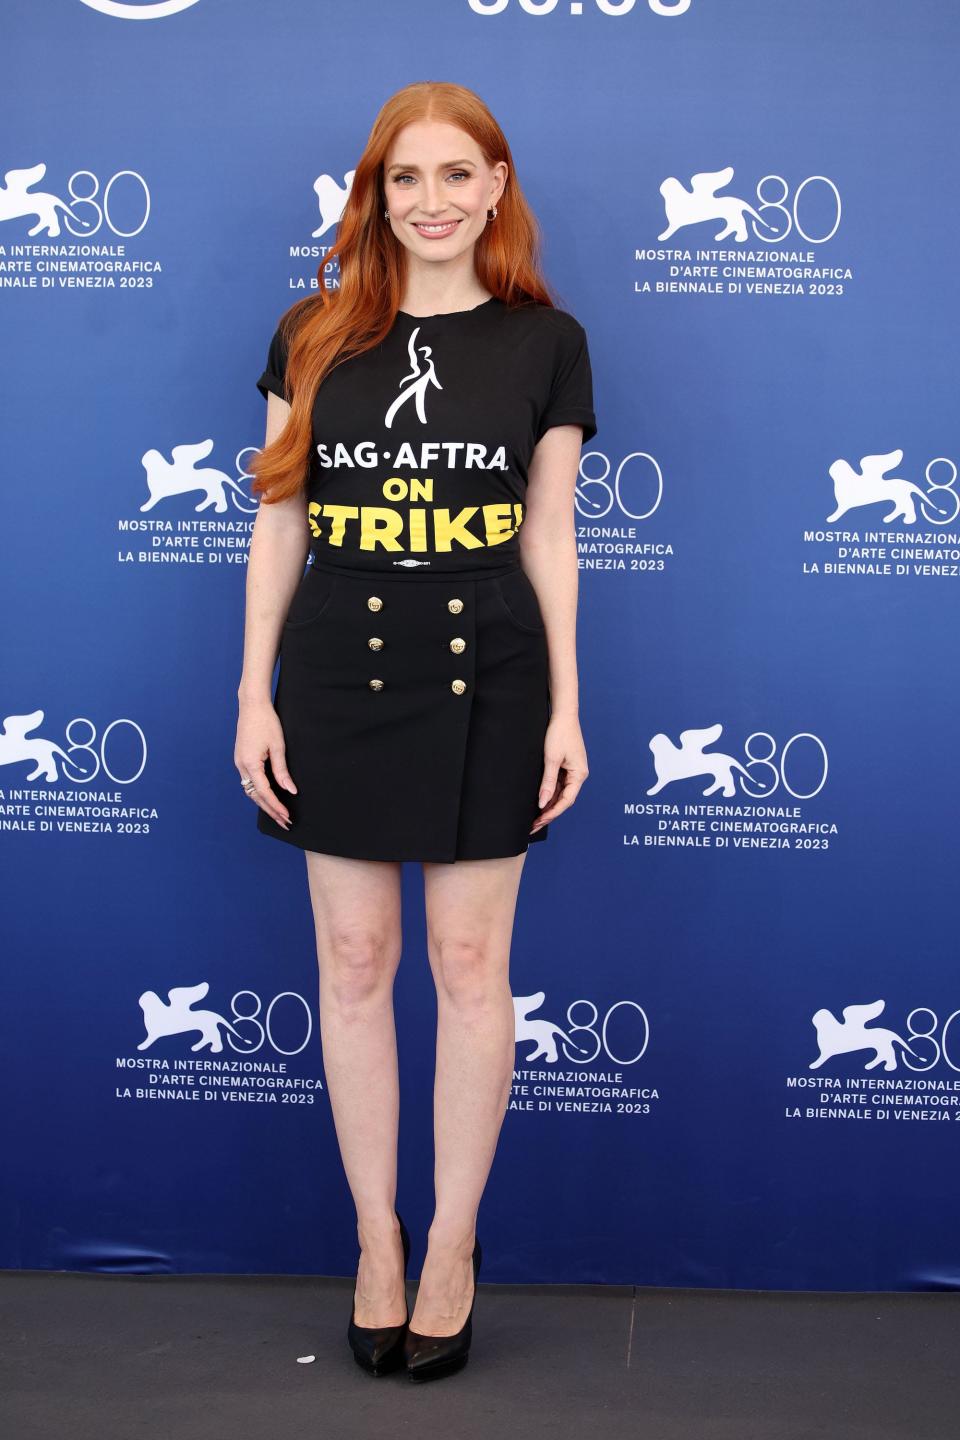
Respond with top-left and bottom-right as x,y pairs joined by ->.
392,171 -> 470,184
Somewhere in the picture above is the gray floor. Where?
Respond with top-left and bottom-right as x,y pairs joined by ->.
2,1270 -> 958,1439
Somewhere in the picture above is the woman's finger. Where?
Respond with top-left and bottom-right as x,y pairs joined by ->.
240,759 -> 291,829
530,768 -> 587,831
267,742 -> 298,797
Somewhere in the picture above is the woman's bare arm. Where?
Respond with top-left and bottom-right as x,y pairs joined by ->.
234,393 -> 311,827
519,422 -> 590,832
237,393 -> 311,703
518,422 -> 583,717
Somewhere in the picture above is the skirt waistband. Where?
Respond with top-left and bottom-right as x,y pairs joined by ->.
307,552 -> 523,583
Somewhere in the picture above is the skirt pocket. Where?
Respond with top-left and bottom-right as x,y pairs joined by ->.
493,568 -> 546,635
283,567 -> 340,629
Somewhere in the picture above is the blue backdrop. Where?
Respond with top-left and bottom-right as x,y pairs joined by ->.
3,0 -> 958,1290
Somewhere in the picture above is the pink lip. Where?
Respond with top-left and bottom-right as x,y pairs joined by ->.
411,220 -> 461,238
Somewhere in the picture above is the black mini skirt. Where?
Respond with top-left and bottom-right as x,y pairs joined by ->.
256,554 -> 552,863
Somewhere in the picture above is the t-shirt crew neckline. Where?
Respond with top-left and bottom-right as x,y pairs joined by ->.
395,296 -> 501,321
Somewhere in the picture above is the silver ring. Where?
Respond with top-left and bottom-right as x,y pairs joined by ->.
241,778 -> 255,793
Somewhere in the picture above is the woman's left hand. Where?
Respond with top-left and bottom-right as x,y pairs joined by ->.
530,712 -> 589,834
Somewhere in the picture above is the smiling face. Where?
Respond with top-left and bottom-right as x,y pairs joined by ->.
383,119 -> 507,264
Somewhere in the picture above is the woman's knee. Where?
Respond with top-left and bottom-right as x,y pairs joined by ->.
427,931 -> 507,1010
319,924 -> 401,1009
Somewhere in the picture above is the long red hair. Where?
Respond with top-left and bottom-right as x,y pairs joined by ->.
250,80 -> 562,504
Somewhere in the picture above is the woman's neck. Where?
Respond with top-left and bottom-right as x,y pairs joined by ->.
398,260 -> 491,318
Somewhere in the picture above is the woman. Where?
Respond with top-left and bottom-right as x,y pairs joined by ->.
235,80 -> 597,1383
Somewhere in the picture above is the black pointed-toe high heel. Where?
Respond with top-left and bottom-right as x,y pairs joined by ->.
347,1211 -> 411,1376
404,1235 -> 482,1383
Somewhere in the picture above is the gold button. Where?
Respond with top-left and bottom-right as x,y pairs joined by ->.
368,678 -> 384,691
447,598 -> 464,614
451,679 -> 467,695
449,637 -> 466,654
367,596 -> 383,612
368,637 -> 384,651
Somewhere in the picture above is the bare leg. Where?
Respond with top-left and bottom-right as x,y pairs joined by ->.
304,849 -> 406,1326
411,851 -> 527,1335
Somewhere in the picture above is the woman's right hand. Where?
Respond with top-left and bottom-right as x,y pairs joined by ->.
235,697 -> 297,830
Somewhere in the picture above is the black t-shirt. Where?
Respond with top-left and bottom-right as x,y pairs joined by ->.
255,296 -> 597,574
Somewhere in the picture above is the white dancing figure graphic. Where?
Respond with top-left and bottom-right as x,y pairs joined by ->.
384,326 -> 443,428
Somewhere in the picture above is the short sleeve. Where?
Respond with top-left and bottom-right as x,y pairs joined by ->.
256,325 -> 290,403
536,319 -> 597,445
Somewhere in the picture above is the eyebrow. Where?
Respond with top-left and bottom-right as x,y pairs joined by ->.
386,159 -> 476,173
